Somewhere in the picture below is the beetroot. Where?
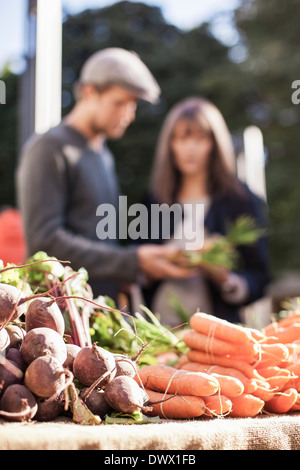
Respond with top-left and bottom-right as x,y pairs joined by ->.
0,360 -> 23,396
20,327 -> 67,365
114,354 -> 137,378
5,324 -> 26,349
73,343 -> 116,387
25,298 -> 65,336
80,388 -> 112,418
24,355 -> 66,398
35,394 -> 64,421
104,376 -> 148,414
6,347 -> 26,372
0,384 -> 37,422
0,327 -> 10,353
63,344 -> 81,373
0,283 -> 27,325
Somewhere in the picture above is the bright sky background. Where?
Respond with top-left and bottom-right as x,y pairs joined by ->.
0,0 -> 241,73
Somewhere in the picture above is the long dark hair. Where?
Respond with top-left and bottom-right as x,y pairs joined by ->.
150,97 -> 245,204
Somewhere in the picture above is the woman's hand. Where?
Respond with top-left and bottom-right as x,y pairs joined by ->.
197,261 -> 229,284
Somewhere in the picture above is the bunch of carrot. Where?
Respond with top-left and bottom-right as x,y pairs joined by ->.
135,311 -> 300,419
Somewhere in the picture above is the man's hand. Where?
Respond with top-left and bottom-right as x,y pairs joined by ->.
137,244 -> 197,281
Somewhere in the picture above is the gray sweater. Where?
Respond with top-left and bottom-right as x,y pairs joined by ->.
16,123 -> 139,299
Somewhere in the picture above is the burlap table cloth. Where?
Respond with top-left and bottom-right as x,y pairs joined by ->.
1,413 -> 300,450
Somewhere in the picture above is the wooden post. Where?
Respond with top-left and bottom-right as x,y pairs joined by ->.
34,0 -> 62,134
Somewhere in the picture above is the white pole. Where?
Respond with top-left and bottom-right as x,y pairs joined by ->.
243,125 -> 267,201
35,0 -> 62,134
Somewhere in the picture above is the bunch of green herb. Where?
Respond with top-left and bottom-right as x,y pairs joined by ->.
90,300 -> 187,366
185,215 -> 265,270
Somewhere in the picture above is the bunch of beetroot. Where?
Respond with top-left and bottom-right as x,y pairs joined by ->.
0,282 -> 153,424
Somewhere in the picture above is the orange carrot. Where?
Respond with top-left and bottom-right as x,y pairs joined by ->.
136,364 -> 220,397
278,312 -> 300,328
256,366 -> 295,392
187,349 -> 264,380
174,354 -> 189,369
290,393 -> 300,411
178,362 -> 244,397
264,388 -> 298,414
189,312 -> 253,344
144,388 -> 206,419
249,328 -> 268,342
229,393 -> 264,417
178,361 -> 256,394
286,362 -> 300,376
251,379 -> 275,402
183,329 -> 259,357
202,394 -> 232,417
258,343 -> 290,363
206,365 -> 258,394
257,365 -> 282,377
264,324 -> 300,344
262,322 -> 279,337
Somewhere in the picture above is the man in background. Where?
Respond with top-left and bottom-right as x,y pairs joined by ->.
17,48 -> 194,303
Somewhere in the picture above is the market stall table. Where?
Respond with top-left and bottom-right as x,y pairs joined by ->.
1,413 -> 300,450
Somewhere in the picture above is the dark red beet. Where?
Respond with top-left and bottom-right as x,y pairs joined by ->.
0,360 -> 23,396
63,344 -> 81,373
20,327 -> 67,365
6,347 -> 26,372
104,376 -> 146,414
0,283 -> 27,326
5,324 -> 26,349
73,343 -> 116,387
25,298 -> 65,336
0,327 -> 10,353
0,384 -> 37,422
24,355 -> 66,398
80,388 -> 112,418
114,354 -> 137,378
35,394 -> 64,421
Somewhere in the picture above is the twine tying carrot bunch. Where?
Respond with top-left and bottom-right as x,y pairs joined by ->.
135,311 -> 300,419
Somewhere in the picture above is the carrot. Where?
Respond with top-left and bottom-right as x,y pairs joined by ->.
264,324 -> 300,344
286,362 -> 300,376
173,354 -> 189,369
262,322 -> 279,337
178,362 -> 244,397
256,366 -> 295,392
144,388 -> 206,419
257,365 -> 282,377
249,328 -> 268,342
264,388 -> 298,414
251,380 -> 276,402
258,343 -> 290,363
278,312 -> 300,328
206,365 -> 258,394
183,329 -> 259,357
187,349 -> 264,380
290,393 -> 300,411
136,364 -> 220,397
229,393 -> 264,417
178,361 -> 256,395
202,394 -> 232,417
253,343 -> 290,369
189,312 -> 253,344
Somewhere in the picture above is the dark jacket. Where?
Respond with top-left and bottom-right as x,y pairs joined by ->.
139,184 -> 271,323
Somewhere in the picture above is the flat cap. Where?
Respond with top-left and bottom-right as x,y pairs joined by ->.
79,47 -> 161,104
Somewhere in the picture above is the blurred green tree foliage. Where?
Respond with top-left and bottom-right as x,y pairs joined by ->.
232,0 -> 300,274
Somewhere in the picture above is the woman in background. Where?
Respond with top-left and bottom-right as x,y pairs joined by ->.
139,97 -> 270,326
